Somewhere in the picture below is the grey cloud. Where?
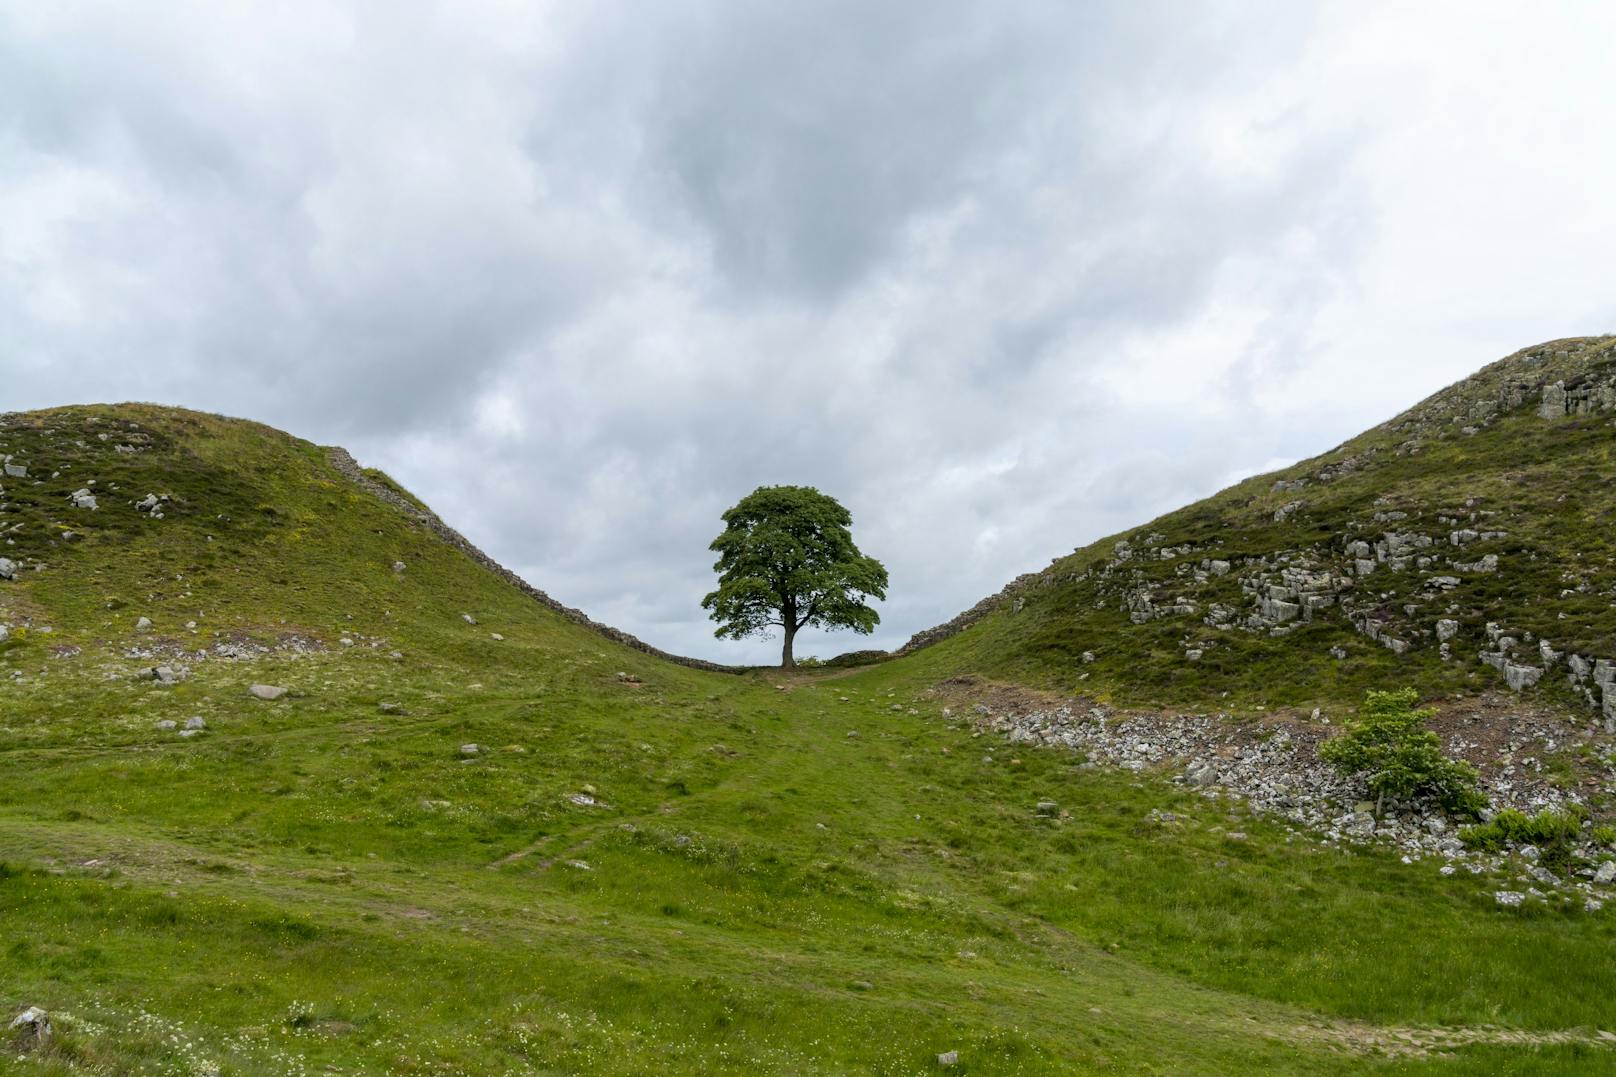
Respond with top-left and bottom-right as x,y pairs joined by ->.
6,1 -> 1607,665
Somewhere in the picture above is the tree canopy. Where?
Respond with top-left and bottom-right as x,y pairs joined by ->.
701,485 -> 888,668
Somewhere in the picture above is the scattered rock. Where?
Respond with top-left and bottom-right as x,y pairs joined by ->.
462,613 -> 478,625
134,616 -> 153,632
392,561 -> 406,572
938,1050 -> 959,1067
1035,800 -> 1059,817
379,701 -> 406,715
184,716 -> 206,730
1494,890 -> 1527,907
460,743 -> 481,756
155,719 -> 178,731
68,488 -> 98,510
1594,861 -> 1616,885
490,633 -> 505,641
249,684 -> 288,701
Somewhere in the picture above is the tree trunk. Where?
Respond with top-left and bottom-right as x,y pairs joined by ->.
781,623 -> 797,669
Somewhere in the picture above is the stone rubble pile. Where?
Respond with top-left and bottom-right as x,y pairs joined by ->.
965,700 -> 1615,909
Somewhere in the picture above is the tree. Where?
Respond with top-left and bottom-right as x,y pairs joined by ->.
1319,688 -> 1485,817
701,485 -> 888,669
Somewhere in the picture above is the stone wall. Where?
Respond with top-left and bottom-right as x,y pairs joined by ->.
325,448 -> 743,674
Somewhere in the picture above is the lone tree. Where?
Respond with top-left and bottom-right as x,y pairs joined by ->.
702,485 -> 888,669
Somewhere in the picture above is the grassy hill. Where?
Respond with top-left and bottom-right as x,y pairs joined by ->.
903,336 -> 1616,722
2,396 -> 1615,1074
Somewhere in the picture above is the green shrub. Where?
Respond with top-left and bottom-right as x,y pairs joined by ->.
1591,824 -> 1616,846
1460,807 -> 1587,868
1319,689 -> 1485,817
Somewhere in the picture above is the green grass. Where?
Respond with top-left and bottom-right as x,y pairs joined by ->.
2,402 -> 1615,1073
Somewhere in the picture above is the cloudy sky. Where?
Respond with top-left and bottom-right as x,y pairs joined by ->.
3,2 -> 1614,663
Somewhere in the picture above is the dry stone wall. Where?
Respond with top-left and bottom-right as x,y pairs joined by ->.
326,448 -> 742,674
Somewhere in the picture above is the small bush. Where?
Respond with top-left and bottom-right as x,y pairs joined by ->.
1461,807 -> 1587,868
1319,688 -> 1484,817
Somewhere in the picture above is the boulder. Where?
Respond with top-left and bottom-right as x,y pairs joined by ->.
7,1006 -> 50,1045
184,716 -> 206,730
155,719 -> 178,731
249,684 -> 288,701
1594,861 -> 1616,885
1435,619 -> 1460,642
1185,760 -> 1218,786
460,743 -> 481,757
1035,800 -> 1059,817
68,488 -> 98,510
1494,890 -> 1527,907
1504,663 -> 1543,692
938,1051 -> 959,1067
135,616 -> 153,632
0,557 -> 17,580
2,460 -> 26,479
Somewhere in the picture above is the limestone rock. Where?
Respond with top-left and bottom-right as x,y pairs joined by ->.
1504,663 -> 1543,692
7,1006 -> 50,1044
0,557 -> 15,580
249,684 -> 288,701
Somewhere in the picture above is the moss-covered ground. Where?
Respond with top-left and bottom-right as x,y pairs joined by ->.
1,404 -> 1613,1073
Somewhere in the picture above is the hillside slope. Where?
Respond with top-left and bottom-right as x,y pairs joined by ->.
3,401 -> 1615,1074
903,336 -> 1616,722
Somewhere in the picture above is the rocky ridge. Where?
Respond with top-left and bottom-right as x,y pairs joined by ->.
895,337 -> 1616,723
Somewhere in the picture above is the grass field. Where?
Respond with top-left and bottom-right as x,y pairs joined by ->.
2,403 -> 1614,1073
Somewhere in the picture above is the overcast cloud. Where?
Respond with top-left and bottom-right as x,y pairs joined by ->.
3,1 -> 1614,663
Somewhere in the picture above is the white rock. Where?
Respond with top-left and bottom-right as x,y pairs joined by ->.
1494,890 -> 1526,907
134,616 -> 153,632
249,684 -> 288,701
8,1006 -> 50,1042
